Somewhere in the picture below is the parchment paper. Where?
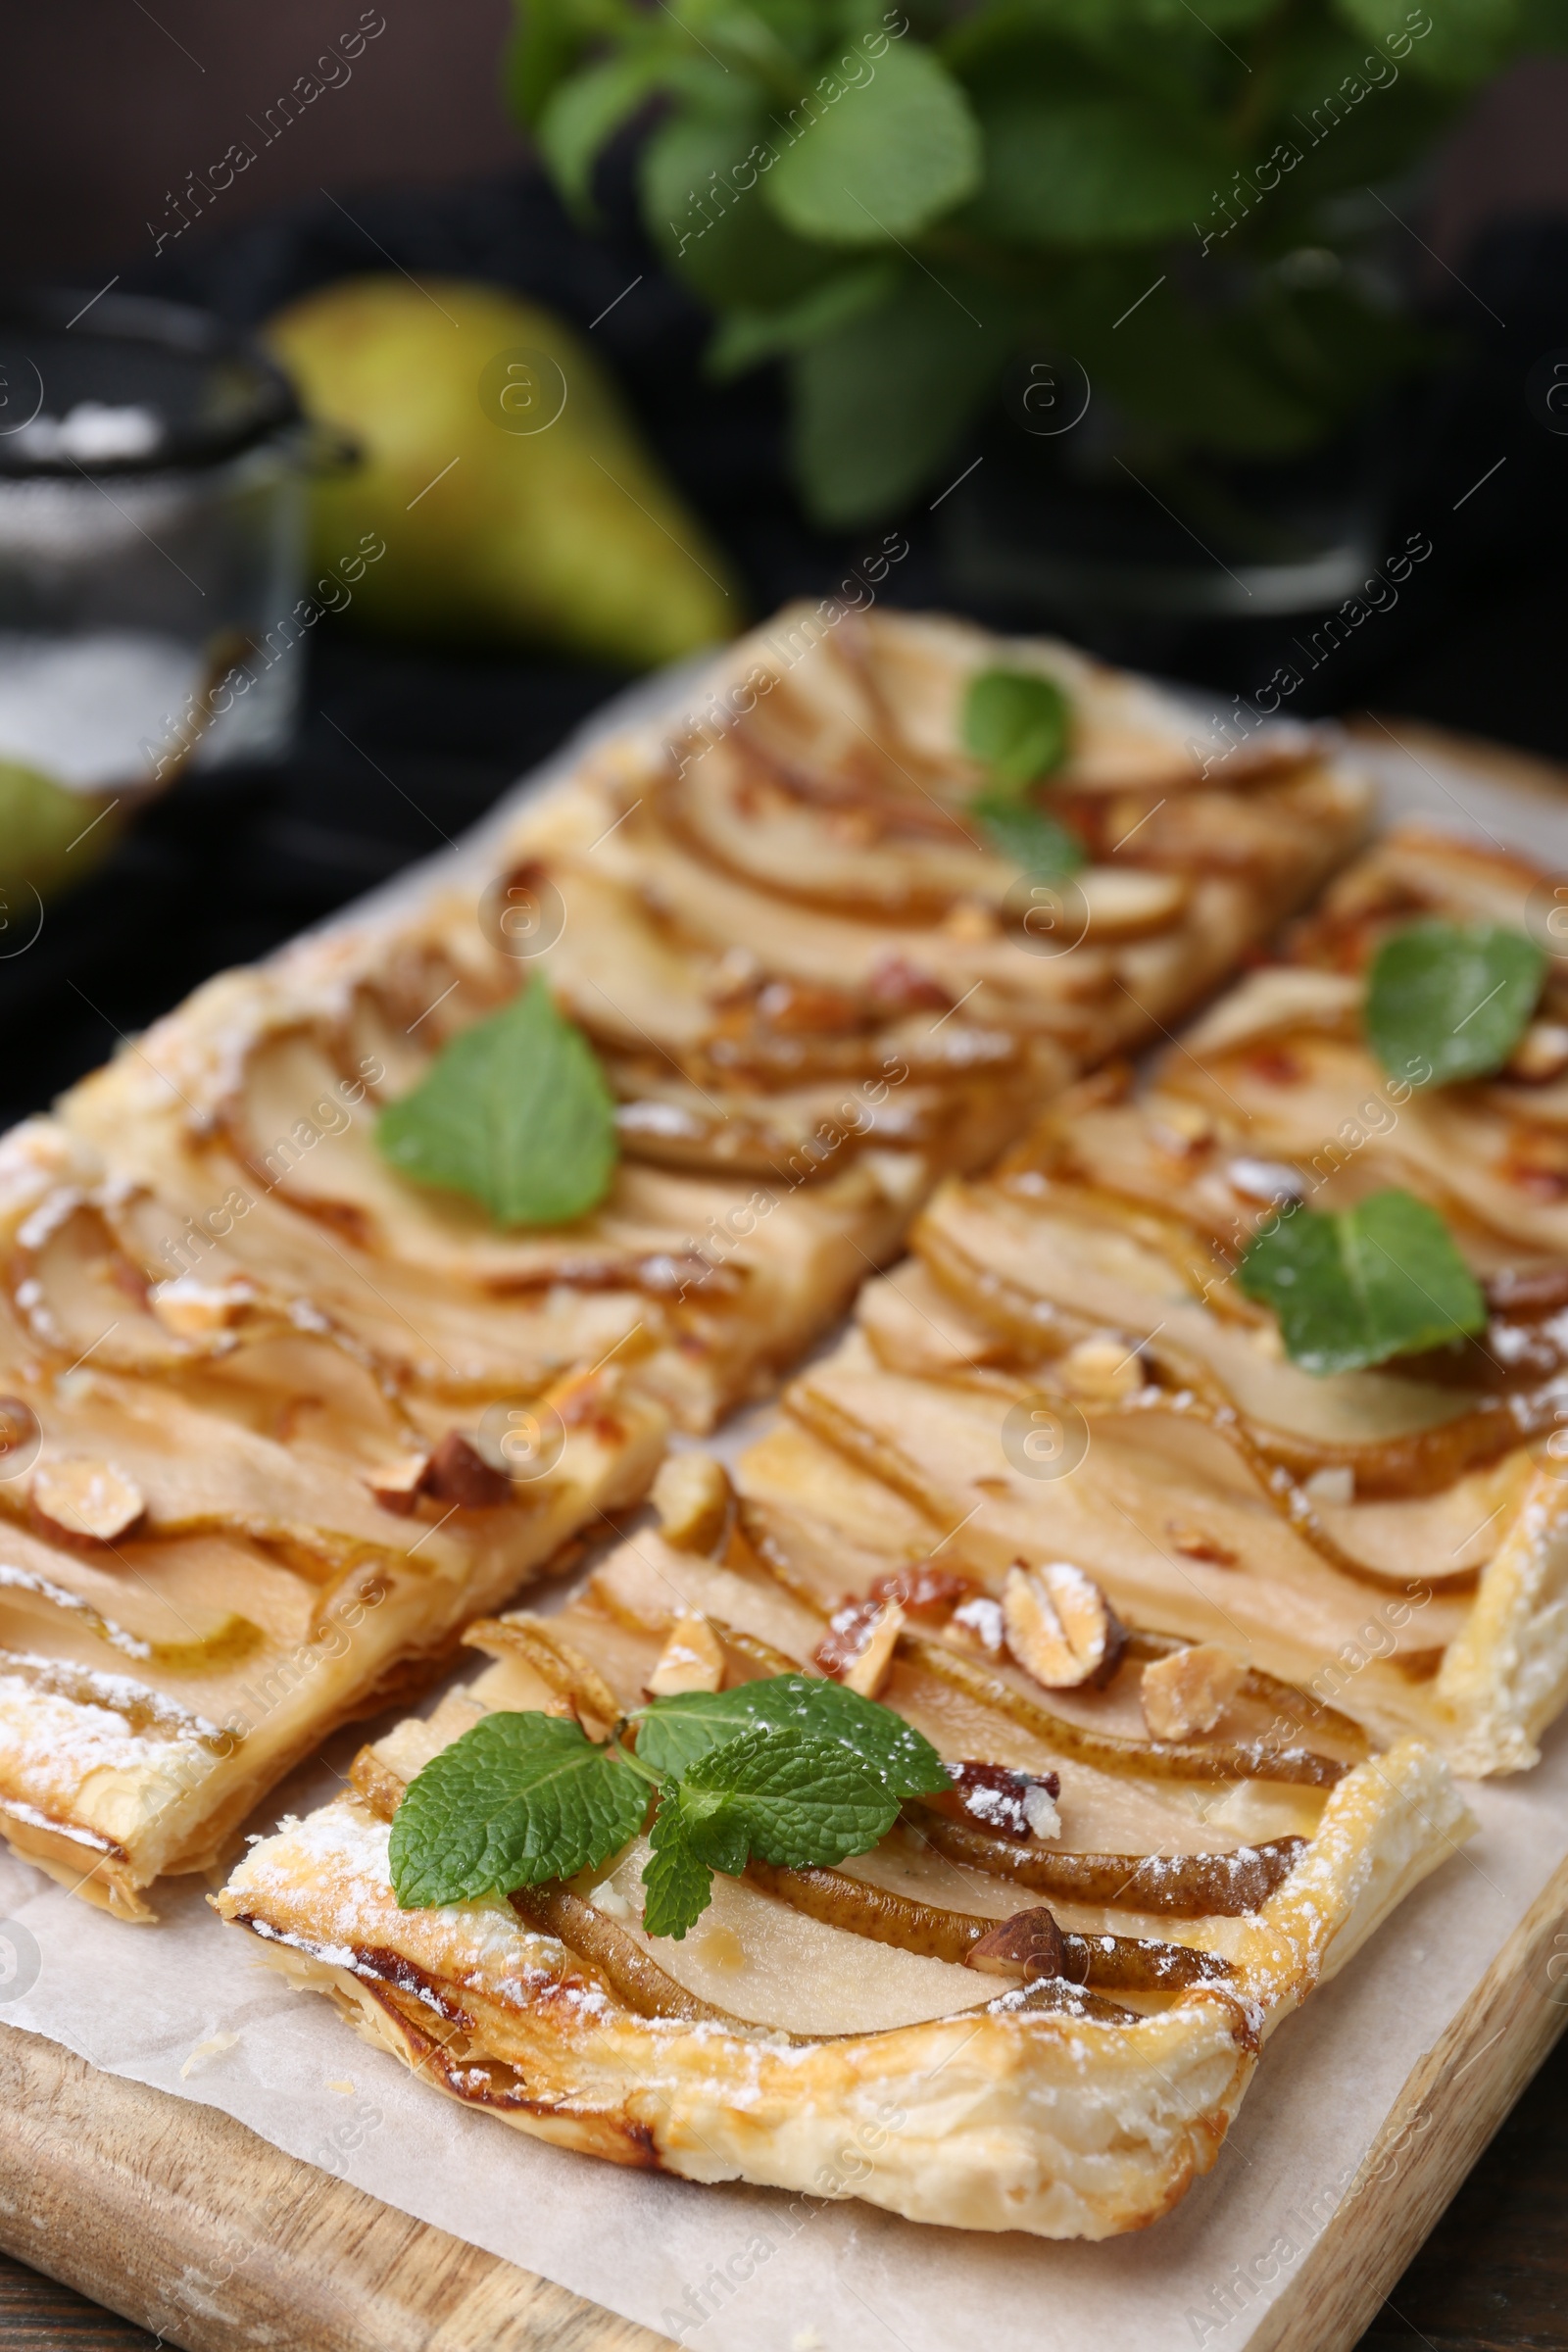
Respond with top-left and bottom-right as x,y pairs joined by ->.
4,689 -> 1567,2352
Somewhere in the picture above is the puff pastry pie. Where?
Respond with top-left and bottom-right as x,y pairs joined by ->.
216,1506 -> 1468,2237
783,827 -> 1568,1775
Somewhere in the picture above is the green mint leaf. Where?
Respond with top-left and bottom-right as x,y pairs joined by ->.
1236,1190 -> 1486,1378
760,45 -> 982,247
790,269 -> 1009,525
377,976 -> 618,1228
967,93 -> 1218,250
670,1726 -> 903,1870
388,1712 -> 648,1909
970,787 -> 1086,880
1365,920 -> 1545,1091
633,1674 -> 949,1797
962,667 -> 1070,791
641,1799 -> 714,1940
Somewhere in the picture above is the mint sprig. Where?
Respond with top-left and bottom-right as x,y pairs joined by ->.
1365,919 -> 1545,1092
377,976 -> 618,1227
388,1676 -> 948,1940
960,666 -> 1082,881
1236,1189 -> 1486,1378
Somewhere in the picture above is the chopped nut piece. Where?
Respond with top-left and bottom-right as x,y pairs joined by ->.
367,1453 -> 430,1516
1224,1155 -> 1305,1206
1302,1465 -> 1354,1507
813,1594 -> 905,1697
1057,1334 -> 1146,1402
933,1760 -> 1061,1842
1140,1643 -> 1247,1740
1166,1522 -> 1239,1567
651,1452 -> 732,1554
422,1431 -> 512,1509
964,1905 -> 1068,1981
755,978 -> 861,1033
866,956 -> 951,1012
31,1457 -> 145,1544
148,1275 -> 254,1339
645,1611 -> 725,1697
1508,1020 -> 1568,1084
867,1563 -> 974,1619
941,899 -> 999,943
947,1593 -> 1005,1656
1003,1561 -> 1125,1690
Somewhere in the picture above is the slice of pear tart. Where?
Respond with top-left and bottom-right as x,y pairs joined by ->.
0,1119 -> 665,1919
58,888 -> 944,1438
812,827 -> 1568,1775
1167,824 -> 1568,1262
215,1482 -> 1469,2239
509,603 -> 1373,1102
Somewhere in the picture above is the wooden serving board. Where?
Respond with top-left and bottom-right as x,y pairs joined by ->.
2,1853 -> 1566,2352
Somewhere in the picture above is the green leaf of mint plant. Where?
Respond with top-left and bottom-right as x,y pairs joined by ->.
960,667 -> 1083,878
377,975 -> 618,1227
630,1672 -> 949,1794
505,0 -> 1559,521
388,1711 -> 651,1908
963,668 -> 1071,789
389,1673 -> 942,1936
1364,919 -> 1546,1091
1236,1188 -> 1486,1378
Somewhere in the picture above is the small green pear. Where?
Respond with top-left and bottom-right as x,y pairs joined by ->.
267,276 -> 742,669
0,760 -> 120,909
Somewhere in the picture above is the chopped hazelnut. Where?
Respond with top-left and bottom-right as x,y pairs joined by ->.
148,1276 -> 254,1339
1003,1561 -> 1125,1690
367,1453 -> 430,1515
1140,1642 -> 1247,1740
866,956 -> 952,1012
651,1452 -> 732,1554
1057,1334 -> 1146,1401
867,1563 -> 974,1619
941,899 -> 999,943
422,1431 -> 512,1509
31,1457 -> 145,1544
1508,1021 -> 1568,1084
814,1594 -> 905,1697
645,1611 -> 725,1697
1165,1522 -> 1239,1567
1146,1100 -> 1215,1161
947,1593 -> 1005,1656
755,978 -> 860,1033
1224,1155 -> 1305,1206
935,1760 -> 1061,1842
964,1905 -> 1068,1981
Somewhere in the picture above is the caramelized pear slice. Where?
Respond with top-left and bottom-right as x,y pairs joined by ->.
744,1860 -> 1231,1987
903,1632 -> 1347,1788
914,1809 -> 1304,1916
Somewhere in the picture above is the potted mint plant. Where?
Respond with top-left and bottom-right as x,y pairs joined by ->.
509,0 -> 1561,612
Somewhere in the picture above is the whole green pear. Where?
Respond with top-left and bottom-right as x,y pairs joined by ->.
267,276 -> 741,669
0,760 -> 120,908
